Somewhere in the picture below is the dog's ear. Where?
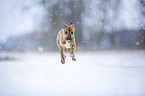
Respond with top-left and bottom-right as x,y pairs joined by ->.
62,23 -> 68,29
70,23 -> 74,28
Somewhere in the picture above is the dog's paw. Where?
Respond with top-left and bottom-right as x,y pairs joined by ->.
61,60 -> 65,64
61,58 -> 65,64
72,58 -> 76,62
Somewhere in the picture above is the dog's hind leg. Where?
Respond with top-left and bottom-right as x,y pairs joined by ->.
71,49 -> 76,61
67,47 -> 76,61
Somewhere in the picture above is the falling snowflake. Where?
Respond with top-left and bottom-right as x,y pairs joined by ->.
136,42 -> 140,46
60,14 -> 63,16
45,27 -> 49,31
38,46 -> 43,52
49,19 -> 52,21
93,47 -> 96,50
82,41 -> 85,44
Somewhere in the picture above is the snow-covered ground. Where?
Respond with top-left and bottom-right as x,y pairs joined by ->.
0,50 -> 145,96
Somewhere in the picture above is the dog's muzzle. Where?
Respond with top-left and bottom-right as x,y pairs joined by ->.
66,36 -> 72,41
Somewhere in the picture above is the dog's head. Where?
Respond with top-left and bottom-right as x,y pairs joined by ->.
62,23 -> 75,41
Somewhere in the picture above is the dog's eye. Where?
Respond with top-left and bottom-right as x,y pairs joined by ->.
65,32 -> 67,34
71,32 -> 73,35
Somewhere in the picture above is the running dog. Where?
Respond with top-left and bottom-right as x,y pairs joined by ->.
57,23 -> 76,64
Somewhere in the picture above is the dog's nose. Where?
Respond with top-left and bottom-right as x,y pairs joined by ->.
67,36 -> 71,40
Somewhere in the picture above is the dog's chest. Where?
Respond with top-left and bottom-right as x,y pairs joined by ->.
64,41 -> 70,48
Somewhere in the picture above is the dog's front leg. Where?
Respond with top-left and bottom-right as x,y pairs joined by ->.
60,47 -> 65,64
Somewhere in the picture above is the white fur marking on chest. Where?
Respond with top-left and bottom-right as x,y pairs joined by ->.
64,41 -> 70,48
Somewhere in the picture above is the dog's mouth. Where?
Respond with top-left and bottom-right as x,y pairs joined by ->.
66,36 -> 72,41
66,39 -> 72,42
67,40 -> 71,42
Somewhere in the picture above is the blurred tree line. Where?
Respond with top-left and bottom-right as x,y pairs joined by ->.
35,0 -> 145,50
1,0 -> 145,51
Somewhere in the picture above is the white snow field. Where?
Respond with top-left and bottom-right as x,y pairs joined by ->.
0,50 -> 145,96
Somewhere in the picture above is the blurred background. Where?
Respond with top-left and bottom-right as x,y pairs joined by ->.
0,0 -> 145,52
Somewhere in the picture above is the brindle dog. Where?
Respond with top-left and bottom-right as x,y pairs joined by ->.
57,23 -> 76,64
